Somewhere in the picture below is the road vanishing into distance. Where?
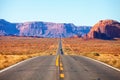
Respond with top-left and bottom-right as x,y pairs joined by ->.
0,39 -> 120,80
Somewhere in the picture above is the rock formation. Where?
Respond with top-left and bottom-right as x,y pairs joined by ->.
0,19 -> 91,38
87,19 -> 120,39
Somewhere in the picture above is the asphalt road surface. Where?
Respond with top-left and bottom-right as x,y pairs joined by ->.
0,56 -> 57,80
61,55 -> 120,80
0,39 -> 120,80
56,38 -> 63,55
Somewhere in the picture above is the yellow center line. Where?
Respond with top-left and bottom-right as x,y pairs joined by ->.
56,55 -> 65,79
56,55 -> 60,67
60,63 -> 63,67
60,67 -> 64,71
60,73 -> 65,78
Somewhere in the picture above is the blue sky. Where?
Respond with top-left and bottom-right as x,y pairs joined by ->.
0,0 -> 120,26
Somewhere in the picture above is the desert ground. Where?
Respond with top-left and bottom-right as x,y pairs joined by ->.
62,38 -> 120,69
0,36 -> 58,70
0,36 -> 120,70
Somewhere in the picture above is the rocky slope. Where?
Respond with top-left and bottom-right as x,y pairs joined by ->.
0,19 -> 19,35
87,19 -> 120,39
0,19 -> 91,38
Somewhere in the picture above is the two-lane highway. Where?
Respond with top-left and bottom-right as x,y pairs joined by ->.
57,38 -> 63,55
0,38 -> 120,80
57,39 -> 120,80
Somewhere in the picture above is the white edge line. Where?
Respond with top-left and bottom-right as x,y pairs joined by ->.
80,55 -> 120,72
0,56 -> 39,73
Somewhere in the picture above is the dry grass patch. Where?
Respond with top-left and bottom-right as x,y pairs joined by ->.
62,38 -> 120,69
0,36 -> 58,70
0,54 -> 29,69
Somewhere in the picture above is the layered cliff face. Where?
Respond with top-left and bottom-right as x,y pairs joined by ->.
16,22 -> 91,38
0,19 -> 91,38
87,19 -> 120,39
16,22 -> 47,37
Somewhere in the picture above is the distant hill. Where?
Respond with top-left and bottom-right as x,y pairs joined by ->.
0,19 -> 91,38
87,19 -> 120,39
0,19 -> 19,36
